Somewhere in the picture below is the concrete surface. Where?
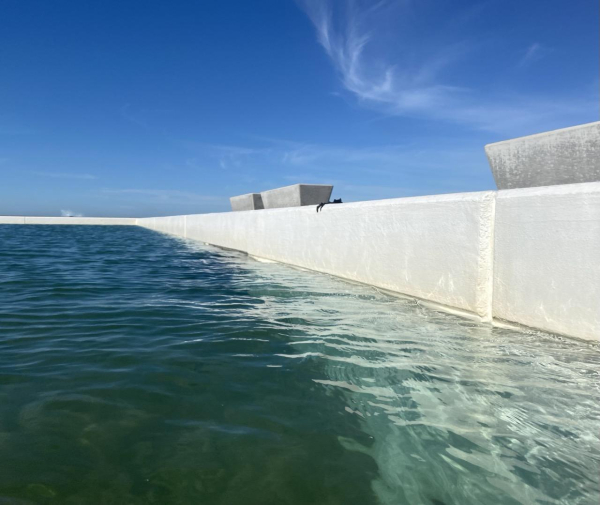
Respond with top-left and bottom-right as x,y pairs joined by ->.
0,216 -> 26,224
139,183 -> 600,341
140,216 -> 186,236
261,184 -> 333,209
230,193 -> 264,211
140,191 -> 496,320
493,182 -> 600,341
0,216 -> 137,225
485,122 -> 600,190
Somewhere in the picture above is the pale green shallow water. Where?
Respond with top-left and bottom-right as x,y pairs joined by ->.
0,224 -> 598,505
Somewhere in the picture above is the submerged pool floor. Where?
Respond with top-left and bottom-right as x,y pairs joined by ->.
0,225 -> 598,505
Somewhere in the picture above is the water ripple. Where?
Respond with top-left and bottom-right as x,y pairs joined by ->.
0,224 -> 598,505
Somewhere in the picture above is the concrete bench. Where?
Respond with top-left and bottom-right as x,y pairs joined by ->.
485,122 -> 600,190
261,184 -> 333,209
230,193 -> 264,212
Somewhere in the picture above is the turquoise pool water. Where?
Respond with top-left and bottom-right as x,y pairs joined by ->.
0,224 -> 598,504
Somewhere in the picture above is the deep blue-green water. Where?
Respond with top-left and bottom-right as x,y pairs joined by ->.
0,225 -> 598,505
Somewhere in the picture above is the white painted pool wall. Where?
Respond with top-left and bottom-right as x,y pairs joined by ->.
493,183 -> 599,341
205,191 -> 493,319
138,183 -> 600,342
2,184 -> 597,341
140,192 -> 495,319
0,216 -> 137,225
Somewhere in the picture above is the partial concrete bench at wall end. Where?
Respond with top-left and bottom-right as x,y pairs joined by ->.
230,193 -> 264,212
485,121 -> 600,190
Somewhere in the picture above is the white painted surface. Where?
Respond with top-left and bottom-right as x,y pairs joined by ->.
26,217 -> 137,225
493,182 -> 600,341
141,216 -> 186,236
139,192 -> 496,319
0,216 -> 26,224
0,216 -> 137,225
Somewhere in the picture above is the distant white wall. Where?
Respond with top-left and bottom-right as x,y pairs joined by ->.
0,216 -> 26,224
493,182 -> 600,341
139,192 -> 496,320
0,216 -> 137,225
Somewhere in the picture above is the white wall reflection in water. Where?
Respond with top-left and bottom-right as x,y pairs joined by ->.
205,242 -> 600,505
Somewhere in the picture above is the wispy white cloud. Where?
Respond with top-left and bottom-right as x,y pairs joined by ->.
182,137 -> 489,198
120,104 -> 150,129
298,0 -> 593,133
182,141 -> 280,170
120,104 -> 176,132
518,42 -> 547,67
195,138 -> 478,173
301,0 -> 467,114
99,188 -> 230,214
184,158 -> 205,170
101,188 -> 225,204
33,171 -> 98,180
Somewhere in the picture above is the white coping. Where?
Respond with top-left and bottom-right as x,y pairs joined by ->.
0,217 -> 137,225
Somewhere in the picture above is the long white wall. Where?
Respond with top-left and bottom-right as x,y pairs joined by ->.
0,216 -> 27,224
140,192 -> 497,318
0,216 -> 137,225
3,184 -> 598,341
139,183 -> 600,342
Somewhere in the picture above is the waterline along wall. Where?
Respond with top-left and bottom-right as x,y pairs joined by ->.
1,182 -> 598,341
135,182 -> 600,342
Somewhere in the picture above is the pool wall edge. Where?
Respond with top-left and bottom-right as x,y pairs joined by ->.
3,183 -> 598,341
137,183 -> 599,342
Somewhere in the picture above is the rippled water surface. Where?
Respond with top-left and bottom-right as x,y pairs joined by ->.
0,225 -> 598,505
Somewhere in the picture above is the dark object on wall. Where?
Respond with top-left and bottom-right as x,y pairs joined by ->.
316,198 -> 343,213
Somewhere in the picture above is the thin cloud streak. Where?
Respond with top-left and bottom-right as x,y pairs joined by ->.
101,188 -> 225,204
299,0 -> 593,133
33,171 -> 98,180
519,42 -> 546,67
301,0 -> 465,113
184,138 -> 488,190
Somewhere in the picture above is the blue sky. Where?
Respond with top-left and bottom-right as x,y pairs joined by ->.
1,0 -> 597,217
